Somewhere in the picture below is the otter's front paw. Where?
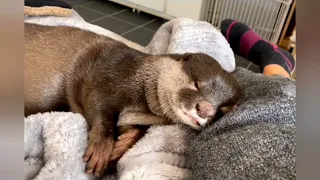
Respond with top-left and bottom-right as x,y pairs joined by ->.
110,128 -> 146,162
83,137 -> 114,177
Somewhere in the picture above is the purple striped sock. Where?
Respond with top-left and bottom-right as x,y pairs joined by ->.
239,30 -> 262,59
221,19 -> 295,73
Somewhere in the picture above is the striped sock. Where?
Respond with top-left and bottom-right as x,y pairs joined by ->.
221,19 -> 295,74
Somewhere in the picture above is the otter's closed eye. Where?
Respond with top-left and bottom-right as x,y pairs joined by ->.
195,81 -> 199,90
194,81 -> 205,90
189,81 -> 200,91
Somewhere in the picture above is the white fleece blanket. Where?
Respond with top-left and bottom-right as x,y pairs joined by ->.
24,10 -> 234,180
145,18 -> 235,72
25,112 -> 195,180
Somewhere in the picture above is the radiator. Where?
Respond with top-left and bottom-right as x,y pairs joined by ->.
200,0 -> 293,43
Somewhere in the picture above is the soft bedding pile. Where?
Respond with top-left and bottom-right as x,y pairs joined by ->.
24,7 -> 296,180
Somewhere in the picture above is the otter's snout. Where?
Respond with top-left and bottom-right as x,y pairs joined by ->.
195,101 -> 214,120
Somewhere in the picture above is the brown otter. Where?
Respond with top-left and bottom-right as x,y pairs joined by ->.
24,23 -> 243,177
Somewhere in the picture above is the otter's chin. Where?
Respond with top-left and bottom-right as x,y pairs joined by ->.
174,108 -> 208,130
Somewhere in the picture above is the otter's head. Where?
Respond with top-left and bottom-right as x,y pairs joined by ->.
145,53 -> 243,130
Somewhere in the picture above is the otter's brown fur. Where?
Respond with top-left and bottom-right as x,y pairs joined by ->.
24,23 -> 243,176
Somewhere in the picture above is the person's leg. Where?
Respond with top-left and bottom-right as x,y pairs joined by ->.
220,19 -> 295,78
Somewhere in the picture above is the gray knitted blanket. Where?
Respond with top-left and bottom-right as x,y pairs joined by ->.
190,68 -> 296,180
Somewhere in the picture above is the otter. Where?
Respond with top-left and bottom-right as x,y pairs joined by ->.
24,23 -> 243,177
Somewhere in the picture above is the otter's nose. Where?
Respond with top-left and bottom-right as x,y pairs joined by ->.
195,101 -> 214,119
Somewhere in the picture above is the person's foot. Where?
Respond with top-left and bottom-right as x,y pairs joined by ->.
220,19 -> 295,74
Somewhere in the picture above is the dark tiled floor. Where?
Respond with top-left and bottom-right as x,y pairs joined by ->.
85,1 -> 127,15
73,6 -> 103,22
63,0 -> 259,71
93,16 -> 137,34
144,18 -> 168,31
123,27 -> 156,46
113,11 -> 155,26
63,0 -> 95,6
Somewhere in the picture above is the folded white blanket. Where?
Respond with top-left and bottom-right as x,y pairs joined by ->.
145,18 -> 235,72
118,125 -> 195,180
24,10 -> 233,180
25,112 -> 93,180
24,112 -> 195,180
